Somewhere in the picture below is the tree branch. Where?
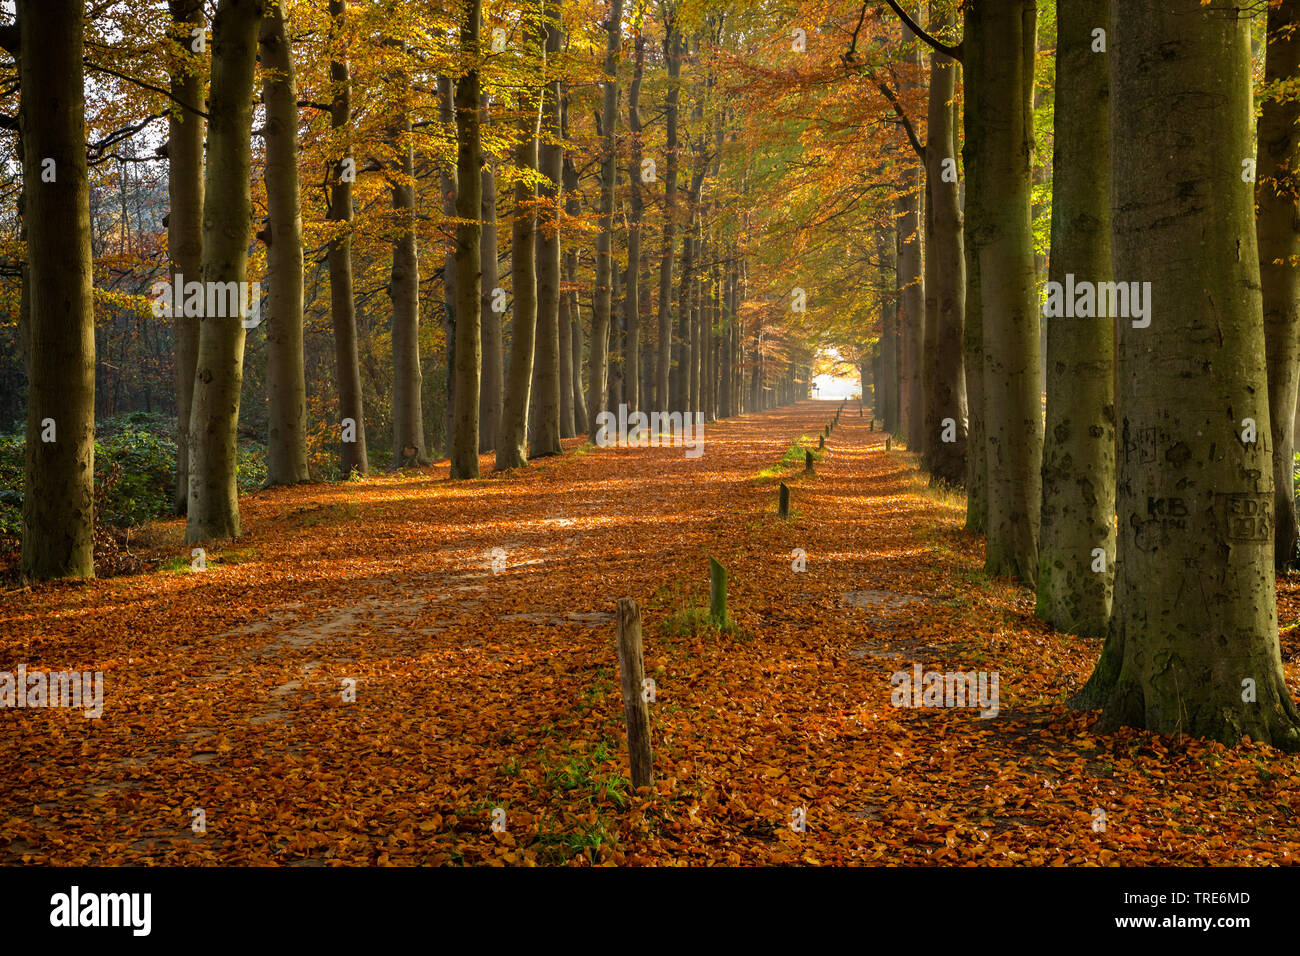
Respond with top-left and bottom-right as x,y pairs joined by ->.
83,59 -> 210,119
882,0 -> 962,61
878,81 -> 925,161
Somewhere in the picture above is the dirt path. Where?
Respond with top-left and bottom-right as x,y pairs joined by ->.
3,400 -> 1299,865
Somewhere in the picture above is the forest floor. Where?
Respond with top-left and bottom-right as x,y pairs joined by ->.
3,399 -> 1300,865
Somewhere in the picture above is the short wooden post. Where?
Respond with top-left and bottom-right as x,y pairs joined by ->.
805,449 -> 814,473
615,598 -> 654,791
709,557 -> 728,627
886,437 -> 892,451
818,435 -> 824,450
779,481 -> 790,518
870,418 -> 875,431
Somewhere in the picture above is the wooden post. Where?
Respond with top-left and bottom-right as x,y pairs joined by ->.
805,449 -> 814,473
818,434 -> 824,449
615,598 -> 654,790
779,481 -> 790,518
708,556 -> 728,628
870,418 -> 875,431
886,437 -> 892,451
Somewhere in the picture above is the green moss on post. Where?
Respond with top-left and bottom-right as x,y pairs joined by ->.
709,556 -> 728,628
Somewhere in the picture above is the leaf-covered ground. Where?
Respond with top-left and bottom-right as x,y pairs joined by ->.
2,400 -> 1299,865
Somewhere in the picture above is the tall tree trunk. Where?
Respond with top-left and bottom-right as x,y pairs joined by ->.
655,19 -> 681,413
530,2 -> 564,458
590,0 -> 624,440
449,0 -> 483,478
327,0 -> 368,477
922,0 -> 965,485
437,76 -> 457,457
1260,0 -> 1300,570
1036,0 -> 1114,636
1075,0 -> 1300,751
720,254 -> 733,417
390,94 -> 428,467
479,159 -> 504,451
260,2 -> 310,485
187,0 -> 263,543
496,23 -> 543,469
562,117 -> 587,434
624,29 -> 646,416
973,0 -> 1040,582
877,230 -> 899,432
19,0 -> 95,579
168,0 -> 204,514
961,10 -> 986,533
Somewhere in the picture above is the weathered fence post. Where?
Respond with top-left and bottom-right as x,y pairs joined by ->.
818,435 -> 824,450
709,557 -> 728,628
779,481 -> 790,518
805,449 -> 814,473
615,598 -> 654,791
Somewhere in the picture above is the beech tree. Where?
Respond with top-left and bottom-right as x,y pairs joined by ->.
449,0 -> 482,479
1036,0 -> 1114,637
17,0 -> 96,579
326,0 -> 368,478
1075,0 -> 1300,751
186,0 -> 263,543
1259,0 -> 1300,571
167,0 -> 205,514
259,0 -> 311,485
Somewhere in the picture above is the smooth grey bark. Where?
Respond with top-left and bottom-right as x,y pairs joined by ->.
168,0 -> 204,514
624,29 -> 646,416
655,19 -> 681,412
496,21 -> 543,469
974,0 -> 1040,583
259,2 -> 310,484
530,4 -> 563,458
1259,0 -> 1300,570
479,160 -> 504,452
1036,0 -> 1114,636
1074,0 -> 1300,751
390,97 -> 428,468
960,9 -> 986,533
922,0 -> 965,485
562,119 -> 587,434
186,0 -> 263,543
326,0 -> 368,478
19,0 -> 96,578
589,0 -> 624,441
449,0 -> 483,478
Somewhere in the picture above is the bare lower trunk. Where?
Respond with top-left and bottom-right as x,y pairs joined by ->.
974,0 -> 1040,583
1037,0 -> 1114,636
1075,0 -> 1300,751
479,160 -> 503,451
19,0 -> 95,578
186,0 -> 262,543
449,0 -> 482,478
169,0 -> 204,513
530,5 -> 563,458
260,3 -> 310,484
327,0 -> 367,478
1260,0 -> 1300,570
